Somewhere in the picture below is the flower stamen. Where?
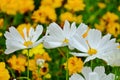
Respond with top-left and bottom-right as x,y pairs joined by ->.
117,45 -> 120,49
24,41 -> 33,47
88,48 -> 97,55
82,27 -> 90,38
63,38 -> 69,44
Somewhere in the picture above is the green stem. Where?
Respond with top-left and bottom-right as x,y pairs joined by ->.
27,49 -> 30,80
66,48 -> 69,80
91,60 -> 93,68
115,67 -> 118,80
7,66 -> 15,78
37,66 -> 40,78
57,48 -> 65,58
43,76 -> 46,80
17,77 -> 30,80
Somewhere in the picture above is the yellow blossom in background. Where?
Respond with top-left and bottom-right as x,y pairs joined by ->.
22,44 -> 46,57
35,52 -> 51,62
0,18 -> 4,28
64,0 -> 85,12
28,59 -> 37,71
60,12 -> 82,24
31,44 -> 45,55
64,56 -> 84,75
98,2 -> 106,9
94,19 -> 106,32
44,73 -> 51,79
7,55 -> 26,72
18,0 -> 34,14
0,62 -> 10,80
29,52 -> 50,69
17,23 -> 31,38
32,6 -> 57,24
0,0 -> 18,15
74,15 -> 83,24
32,71 -> 42,80
30,63 -> 49,80
0,0 -> 34,15
107,22 -> 120,37
0,32 -> 3,37
60,12 -> 74,22
95,12 -> 120,37
118,6 -> 120,11
29,53 -> 51,71
36,78 -> 42,80
40,63 -> 49,75
102,12 -> 119,23
41,0 -> 63,8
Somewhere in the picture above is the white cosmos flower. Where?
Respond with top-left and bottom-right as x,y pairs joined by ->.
69,66 -> 115,80
4,25 -> 43,54
70,29 -> 119,63
43,20 -> 88,49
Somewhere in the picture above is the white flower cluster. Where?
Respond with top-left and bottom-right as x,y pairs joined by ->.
4,20 -> 120,80
69,66 -> 115,80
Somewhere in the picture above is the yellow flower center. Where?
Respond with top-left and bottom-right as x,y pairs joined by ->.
117,45 -> 120,49
88,48 -> 97,55
24,41 -> 33,47
63,38 -> 69,44
82,28 -> 90,38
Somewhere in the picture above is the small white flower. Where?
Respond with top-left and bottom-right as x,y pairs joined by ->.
43,20 -> 88,49
69,66 -> 115,80
36,59 -> 45,68
4,25 -> 43,54
70,29 -> 119,63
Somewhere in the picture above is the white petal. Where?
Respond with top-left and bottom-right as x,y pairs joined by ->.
76,23 -> 88,36
70,34 -> 89,52
97,34 -> 111,50
63,20 -> 71,37
88,72 -> 99,80
102,73 -> 115,80
70,52 -> 89,57
69,73 -> 84,80
4,31 -> 21,42
98,41 -> 118,54
84,55 -> 97,63
43,35 -> 64,48
4,31 -> 13,39
29,27 -> 34,40
87,29 -> 101,48
5,39 -> 26,54
30,38 -> 43,48
43,41 -> 63,49
82,67 -> 92,80
94,66 -> 106,77
68,44 -> 75,50
5,27 -> 24,43
70,22 -> 77,36
100,50 -> 120,66
47,22 -> 64,39
43,36 -> 63,48
23,28 -> 28,41
31,25 -> 43,42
